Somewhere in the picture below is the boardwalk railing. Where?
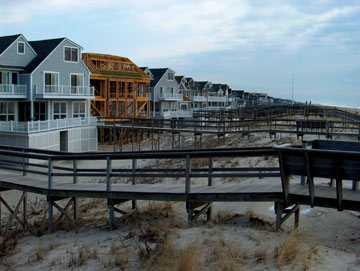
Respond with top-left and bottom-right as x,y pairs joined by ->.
0,145 -> 280,194
275,142 -> 360,211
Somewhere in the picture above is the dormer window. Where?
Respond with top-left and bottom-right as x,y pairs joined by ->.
17,42 -> 25,54
168,72 -> 174,80
64,47 -> 78,62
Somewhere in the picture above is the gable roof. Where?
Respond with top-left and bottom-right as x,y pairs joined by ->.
175,75 -> 183,84
24,38 -> 65,73
148,68 -> 168,87
0,34 -> 21,55
195,81 -> 208,90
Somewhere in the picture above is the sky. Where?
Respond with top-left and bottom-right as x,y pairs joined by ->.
1,0 -> 360,107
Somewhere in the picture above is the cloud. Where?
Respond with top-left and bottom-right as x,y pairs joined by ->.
1,0 -> 360,59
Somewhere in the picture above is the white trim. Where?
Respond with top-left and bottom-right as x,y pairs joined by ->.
0,34 -> 37,58
64,46 -> 79,63
17,41 -> 25,55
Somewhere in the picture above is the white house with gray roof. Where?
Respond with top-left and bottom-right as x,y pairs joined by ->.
141,67 -> 192,119
0,34 -> 97,153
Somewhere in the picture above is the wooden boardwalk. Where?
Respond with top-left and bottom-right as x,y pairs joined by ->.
0,143 -> 359,233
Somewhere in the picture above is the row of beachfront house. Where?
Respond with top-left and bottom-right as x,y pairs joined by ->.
140,67 -> 235,119
0,33 -> 273,152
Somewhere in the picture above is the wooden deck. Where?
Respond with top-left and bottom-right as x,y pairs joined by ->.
0,143 -> 359,232
0,171 -> 358,210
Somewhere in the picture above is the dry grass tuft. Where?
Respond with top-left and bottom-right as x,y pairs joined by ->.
274,230 -> 319,269
67,243 -> 98,267
205,237 -> 249,271
0,228 -> 24,257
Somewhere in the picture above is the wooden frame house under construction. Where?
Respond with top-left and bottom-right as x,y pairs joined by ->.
82,53 -> 152,119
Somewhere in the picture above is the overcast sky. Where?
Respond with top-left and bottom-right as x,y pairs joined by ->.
1,0 -> 360,107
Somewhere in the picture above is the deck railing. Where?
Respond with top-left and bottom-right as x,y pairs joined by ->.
35,85 -> 94,96
0,117 -> 97,134
0,84 -> 27,96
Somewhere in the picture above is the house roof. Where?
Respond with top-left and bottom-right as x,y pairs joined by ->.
0,34 -> 21,55
24,38 -> 65,73
139,67 -> 148,71
209,83 -> 221,92
148,68 -> 168,87
194,81 -> 206,90
82,53 -> 151,81
175,76 -> 183,85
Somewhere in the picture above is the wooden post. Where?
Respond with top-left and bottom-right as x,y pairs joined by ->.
48,196 -> 53,233
73,160 -> 78,220
48,158 -> 53,189
22,148 -> 27,176
106,156 -> 112,191
304,152 -> 315,207
132,158 -> 137,209
185,154 -> 193,221
208,157 -> 213,186
278,151 -> 290,205
207,157 -> 213,221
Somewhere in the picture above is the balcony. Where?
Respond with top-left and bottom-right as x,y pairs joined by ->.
159,93 -> 183,101
207,95 -> 226,102
0,117 -> 97,134
35,85 -> 95,99
0,84 -> 27,98
162,110 -> 193,119
192,95 -> 207,102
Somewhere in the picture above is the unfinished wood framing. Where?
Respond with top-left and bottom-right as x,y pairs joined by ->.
82,53 -> 152,119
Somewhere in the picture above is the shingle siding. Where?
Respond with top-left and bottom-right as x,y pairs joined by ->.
31,39 -> 90,97
0,36 -> 36,67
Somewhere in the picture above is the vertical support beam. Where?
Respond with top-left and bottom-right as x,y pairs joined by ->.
300,142 -> 306,185
304,152 -> 315,207
278,152 -> 289,205
132,158 -> 137,209
294,206 -> 300,228
207,157 -> 213,221
185,154 -> 193,221
275,202 -> 283,231
22,148 -> 27,176
106,156 -> 112,191
48,196 -> 53,233
108,199 -> 114,230
336,160 -> 343,211
48,158 -> 53,189
73,160 -> 78,220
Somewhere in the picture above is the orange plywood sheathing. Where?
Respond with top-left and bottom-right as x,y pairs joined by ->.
82,53 -> 152,120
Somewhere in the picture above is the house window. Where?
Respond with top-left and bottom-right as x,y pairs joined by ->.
70,74 -> 84,94
64,47 -> 78,62
34,102 -> 47,121
53,102 -> 67,119
168,72 -> 174,80
0,102 -> 15,121
73,102 -> 86,118
163,102 -> 169,112
17,42 -> 25,54
171,102 -> 177,111
159,87 -> 164,97
0,71 -> 10,85
44,72 -> 59,93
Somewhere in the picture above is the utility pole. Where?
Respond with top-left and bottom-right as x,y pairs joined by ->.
291,73 -> 294,106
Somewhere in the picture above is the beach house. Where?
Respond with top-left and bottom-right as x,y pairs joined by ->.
0,34 -> 97,152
